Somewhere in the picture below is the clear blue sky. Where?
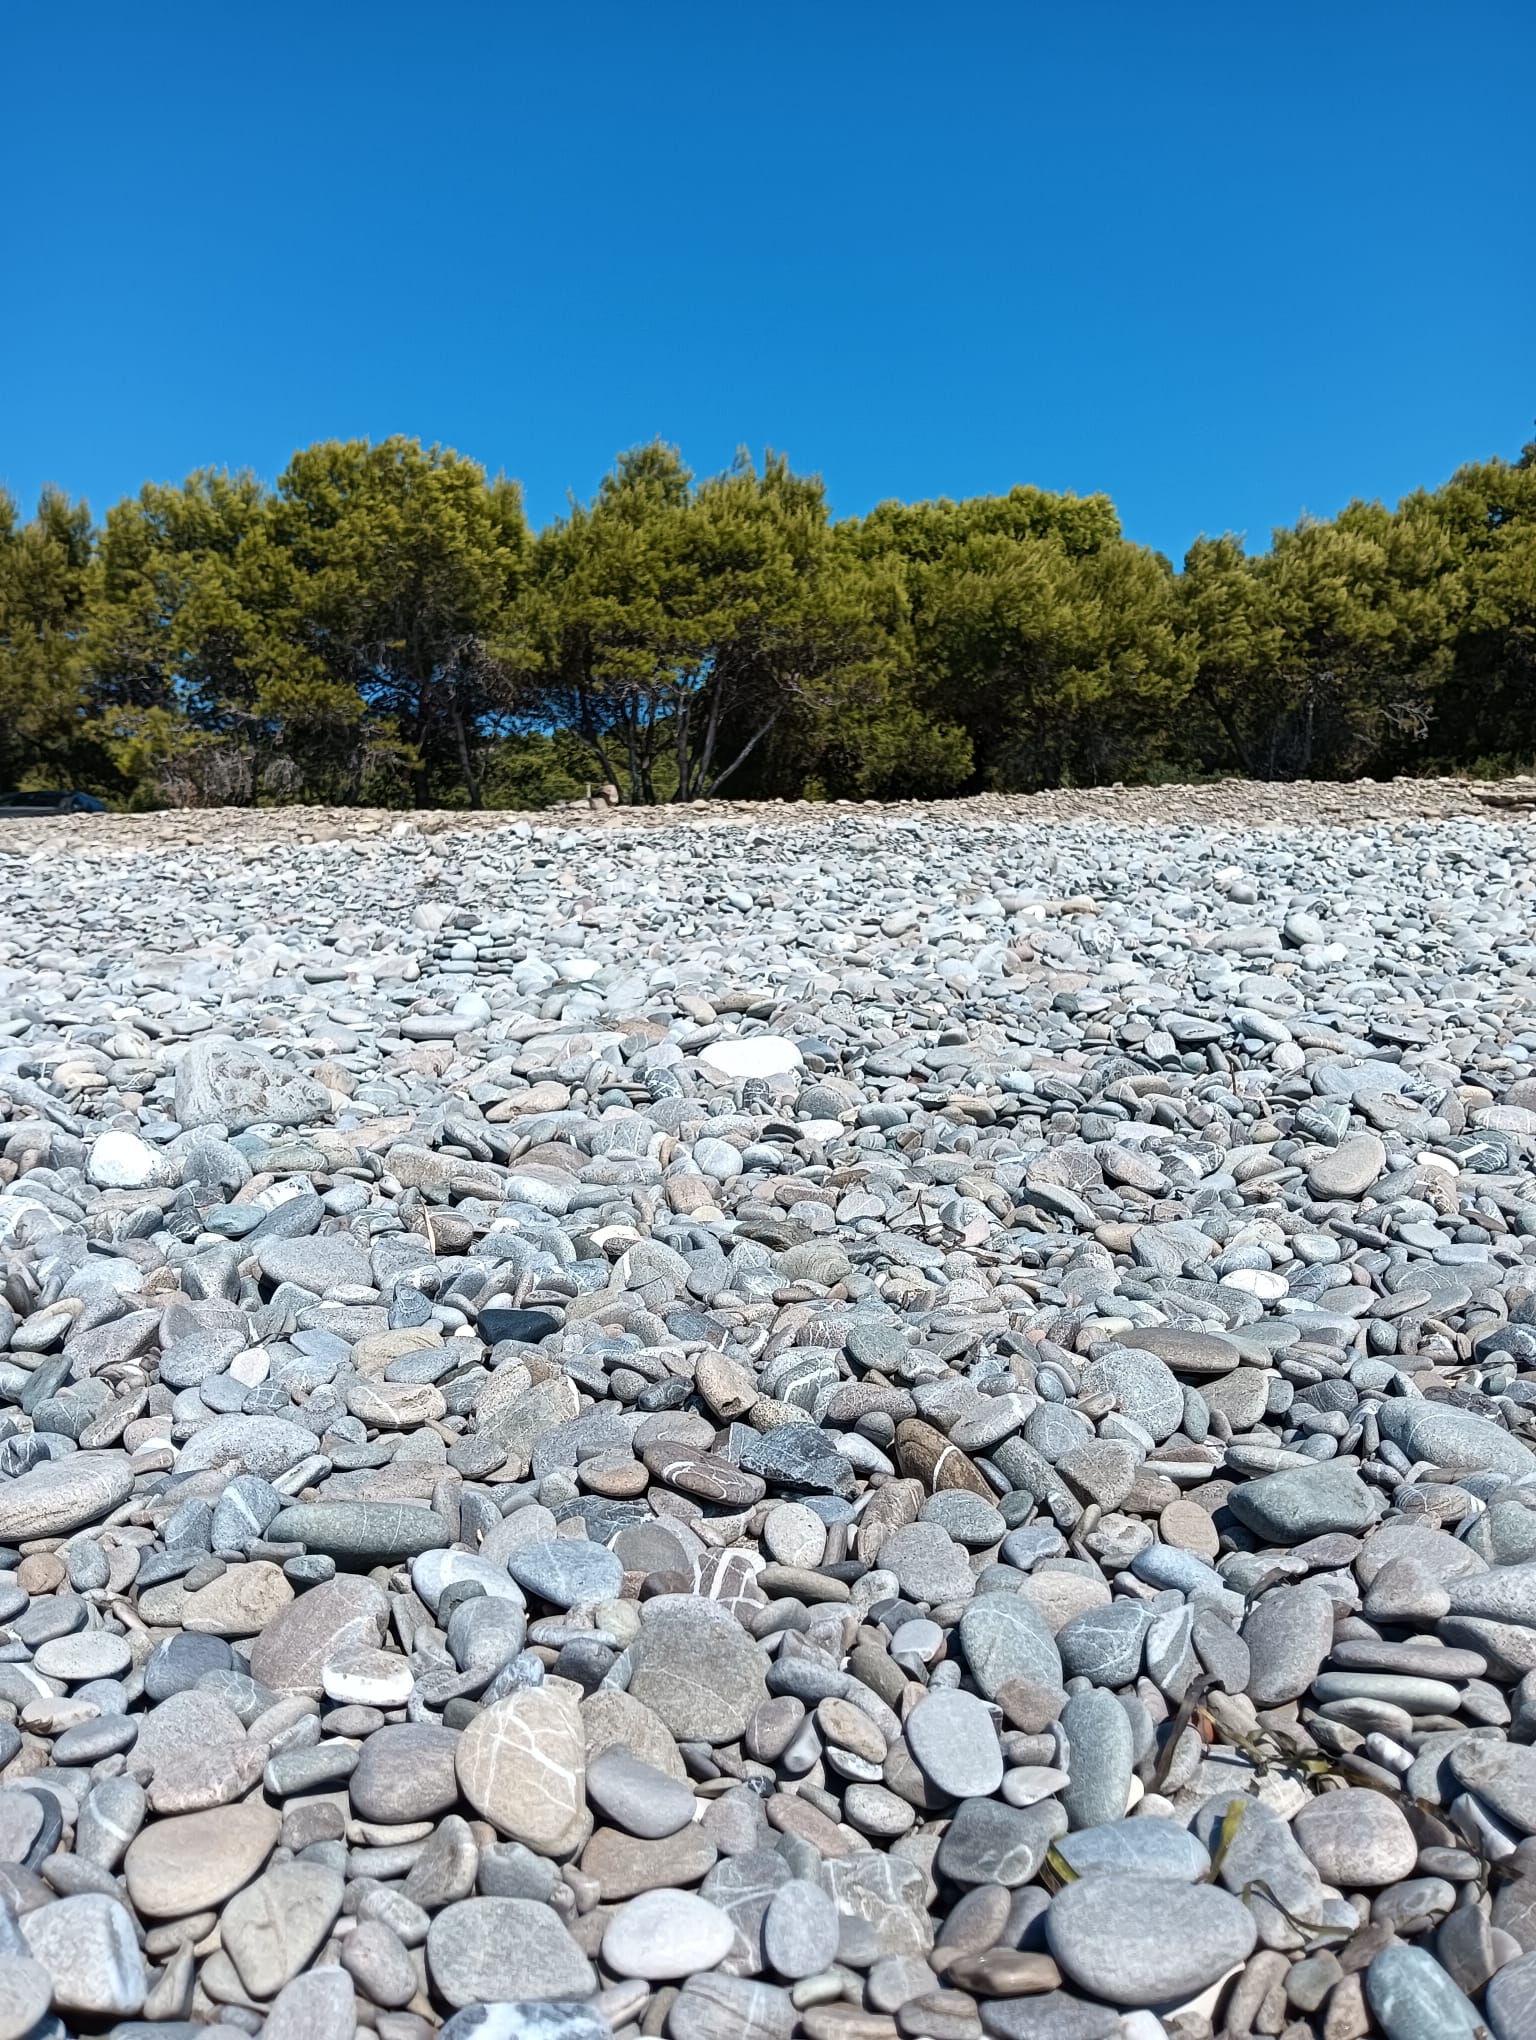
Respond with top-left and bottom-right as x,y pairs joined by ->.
3,0 -> 1532,564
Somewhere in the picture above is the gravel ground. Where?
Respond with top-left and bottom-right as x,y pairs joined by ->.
3,789 -> 1536,2040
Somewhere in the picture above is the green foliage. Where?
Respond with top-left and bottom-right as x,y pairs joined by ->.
0,486 -> 105,792
856,489 -> 1186,789
2,429 -> 1534,807
508,443 -> 901,804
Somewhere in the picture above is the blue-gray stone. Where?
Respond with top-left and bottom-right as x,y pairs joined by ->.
959,1593 -> 1063,1699
934,1796 -> 1064,1888
506,1539 -> 623,1610
1375,1399 -> 1536,1480
1227,1462 -> 1377,1543
266,1502 -> 452,1564
1486,1947 -> 1536,2040
1059,1689 -> 1133,1831
1045,1873 -> 1257,2004
1366,1945 -> 1484,2040
211,1474 -> 283,1552
1055,1816 -> 1210,1882
1057,1603 -> 1151,1688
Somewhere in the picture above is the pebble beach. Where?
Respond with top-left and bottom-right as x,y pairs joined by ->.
3,780 -> 1536,2040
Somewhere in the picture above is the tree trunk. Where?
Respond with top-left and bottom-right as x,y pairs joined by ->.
703,713 -> 779,796
448,682 -> 482,809
575,684 -> 623,794
692,669 -> 730,798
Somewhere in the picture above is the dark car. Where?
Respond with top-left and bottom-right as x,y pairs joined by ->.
0,790 -> 107,817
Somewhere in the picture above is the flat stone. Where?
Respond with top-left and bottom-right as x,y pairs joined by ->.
1291,1790 -> 1419,1886
221,1862 -> 344,1998
906,1690 -> 1003,1798
580,1825 -> 717,1900
340,1916 -> 417,2007
763,1878 -> 841,1980
457,1688 -> 587,1854
1121,1326 -> 1241,1378
262,1968 -> 358,2040
0,1958 -> 51,2040
959,1595 -> 1063,1698
934,1798 -> 1064,1889
1080,1349 -> 1183,1442
0,1454 -> 135,1539
31,1630 -> 132,1682
351,1722 -> 461,1824
1054,1817 -> 1209,1882
1227,1462 -> 1377,1543
507,1538 -> 624,1609
124,1803 -> 280,1917
265,1502 -> 452,1564
427,1897 -> 596,2008
1045,1873 -> 1257,2004
626,1601 -> 769,1743
1242,1583 -> 1337,1706
412,1547 -> 528,1615
247,1573 -> 390,1694
21,1892 -> 145,2016
173,1414 -> 319,1481
1307,1133 -> 1386,1198
138,1559 -> 294,1636
257,1234 -> 372,1292
1486,1947 -> 1536,2040
602,1890 -> 736,1979
670,1974 -> 798,2040
175,1034 -> 331,1132
1448,1735 -> 1536,1835
585,1745 -> 696,1839
1375,1399 -> 1536,1479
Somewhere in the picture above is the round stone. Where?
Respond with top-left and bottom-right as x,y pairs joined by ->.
21,1893 -> 145,2017
32,1629 -> 133,1681
124,1802 -> 280,1917
456,1687 -> 587,1854
428,1897 -> 597,2008
602,1890 -> 737,1979
0,1958 -> 52,2040
1308,1133 -> 1386,1198
763,1879 -> 841,1980
350,1722 -> 461,1824
1045,1873 -> 1258,2003
906,1689 -> 1004,1798
1291,1790 -> 1419,1886
585,1745 -> 696,1840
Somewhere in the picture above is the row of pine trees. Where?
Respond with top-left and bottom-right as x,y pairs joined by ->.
2,434 -> 1534,809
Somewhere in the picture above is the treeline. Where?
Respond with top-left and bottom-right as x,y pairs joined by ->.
1,432 -> 1534,809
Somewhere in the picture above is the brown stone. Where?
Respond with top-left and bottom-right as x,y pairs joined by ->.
579,1826 -> 718,1900
457,1687 -> 588,1856
894,1422 -> 992,1499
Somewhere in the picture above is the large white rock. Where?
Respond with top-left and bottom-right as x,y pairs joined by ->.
698,1035 -> 803,1080
86,1131 -> 168,1190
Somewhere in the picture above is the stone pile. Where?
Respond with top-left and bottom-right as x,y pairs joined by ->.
0,801 -> 1535,2040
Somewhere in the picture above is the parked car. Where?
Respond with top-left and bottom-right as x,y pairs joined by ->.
0,790 -> 107,817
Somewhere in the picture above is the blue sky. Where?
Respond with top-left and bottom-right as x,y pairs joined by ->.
2,0 -> 1531,563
